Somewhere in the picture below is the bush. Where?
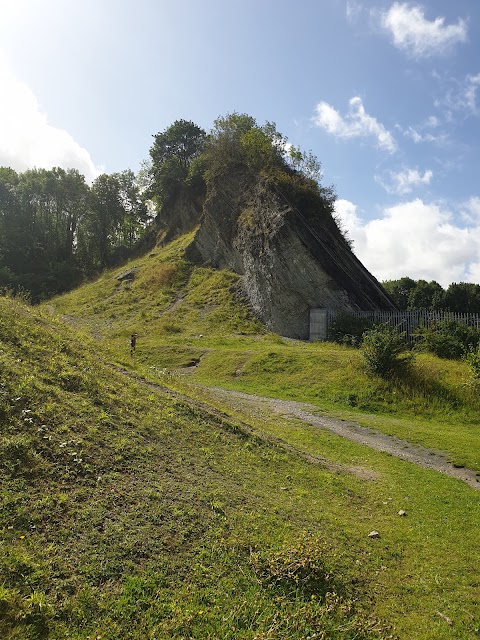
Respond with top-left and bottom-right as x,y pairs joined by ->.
414,320 -> 480,359
361,324 -> 413,378
464,346 -> 480,382
328,313 -> 373,346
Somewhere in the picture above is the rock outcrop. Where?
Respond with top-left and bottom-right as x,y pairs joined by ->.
181,163 -> 395,339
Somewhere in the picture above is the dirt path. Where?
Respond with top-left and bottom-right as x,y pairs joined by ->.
113,364 -> 480,490
207,387 -> 480,491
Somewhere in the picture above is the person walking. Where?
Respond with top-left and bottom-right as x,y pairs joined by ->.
130,333 -> 137,356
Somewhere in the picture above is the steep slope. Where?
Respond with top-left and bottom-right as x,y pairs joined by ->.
1,295 -> 397,640
185,164 -> 395,338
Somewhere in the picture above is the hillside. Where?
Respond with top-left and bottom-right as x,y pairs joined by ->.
1,294 -> 380,639
1,292 -> 479,640
185,163 -> 395,338
51,236 -> 480,472
31,238 -> 480,638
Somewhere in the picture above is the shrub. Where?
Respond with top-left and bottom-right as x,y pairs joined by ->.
414,320 -> 480,359
464,346 -> 480,382
361,324 -> 413,378
328,313 -> 373,346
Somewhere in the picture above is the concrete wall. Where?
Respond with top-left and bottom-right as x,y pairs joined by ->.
309,308 -> 328,341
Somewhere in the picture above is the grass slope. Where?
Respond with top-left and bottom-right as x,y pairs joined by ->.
52,235 -> 480,471
25,236 -> 479,638
1,295 -> 397,639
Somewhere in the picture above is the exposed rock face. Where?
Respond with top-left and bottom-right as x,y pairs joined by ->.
184,164 -> 396,339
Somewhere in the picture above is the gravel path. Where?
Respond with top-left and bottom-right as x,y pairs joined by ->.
206,387 -> 480,491
113,364 -> 480,490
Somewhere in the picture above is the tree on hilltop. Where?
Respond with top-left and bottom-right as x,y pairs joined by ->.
149,120 -> 207,205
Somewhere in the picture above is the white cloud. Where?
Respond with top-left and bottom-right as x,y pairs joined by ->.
0,57 -> 101,183
381,3 -> 467,58
461,197 -> 480,224
313,96 -> 397,152
376,167 -> 433,195
401,115 -> 448,144
404,126 -> 437,143
346,1 -> 363,24
425,115 -> 440,128
442,73 -> 480,114
335,198 -> 480,286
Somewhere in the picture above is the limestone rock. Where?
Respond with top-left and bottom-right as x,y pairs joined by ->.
185,165 -> 395,339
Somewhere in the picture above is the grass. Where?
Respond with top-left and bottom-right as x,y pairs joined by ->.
0,294 -> 407,639
13,236 -> 477,638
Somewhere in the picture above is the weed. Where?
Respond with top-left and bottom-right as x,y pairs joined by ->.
250,532 -> 333,598
328,312 -> 373,346
463,345 -> 480,391
414,320 -> 480,359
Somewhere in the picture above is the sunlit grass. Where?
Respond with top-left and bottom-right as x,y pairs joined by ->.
29,236 -> 480,638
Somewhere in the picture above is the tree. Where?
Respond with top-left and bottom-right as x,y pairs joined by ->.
444,282 -> 480,313
149,120 -> 206,204
116,170 -> 150,249
407,279 -> 444,310
81,171 -> 151,270
382,277 -> 417,310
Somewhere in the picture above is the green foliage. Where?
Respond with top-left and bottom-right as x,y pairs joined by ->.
407,279 -> 444,309
327,312 -> 373,346
149,119 -> 206,205
382,277 -> 480,313
444,281 -> 480,313
0,166 -> 151,300
382,277 -> 417,310
464,345 -> 480,382
361,324 -> 413,377
414,320 -> 480,359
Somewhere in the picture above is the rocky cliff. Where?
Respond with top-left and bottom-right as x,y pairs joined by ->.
174,163 -> 396,339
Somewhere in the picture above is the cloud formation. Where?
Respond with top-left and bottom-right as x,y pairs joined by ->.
334,198 -> 480,286
0,58 -> 100,183
375,167 -> 433,195
313,97 -> 397,152
435,72 -> 480,116
381,3 -> 467,58
346,0 -> 363,24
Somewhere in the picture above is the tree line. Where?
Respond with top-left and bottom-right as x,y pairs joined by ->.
0,167 -> 150,301
382,277 -> 480,314
9,112 -> 475,309
0,112 -> 340,301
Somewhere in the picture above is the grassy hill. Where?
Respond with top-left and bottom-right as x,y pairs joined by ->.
52,233 -> 480,471
1,237 -> 479,638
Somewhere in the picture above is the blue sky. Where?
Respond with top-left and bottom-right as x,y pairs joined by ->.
1,0 -> 480,286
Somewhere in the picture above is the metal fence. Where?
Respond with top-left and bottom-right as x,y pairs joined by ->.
311,308 -> 480,342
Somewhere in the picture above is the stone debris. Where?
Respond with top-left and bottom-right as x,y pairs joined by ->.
436,611 -> 453,626
116,268 -> 137,281
368,530 -> 380,539
398,510 -> 407,517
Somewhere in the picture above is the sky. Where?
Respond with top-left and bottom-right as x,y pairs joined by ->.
1,0 -> 480,287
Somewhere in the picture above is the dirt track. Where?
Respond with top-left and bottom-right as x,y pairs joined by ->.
207,387 -> 480,490
114,364 -> 480,490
